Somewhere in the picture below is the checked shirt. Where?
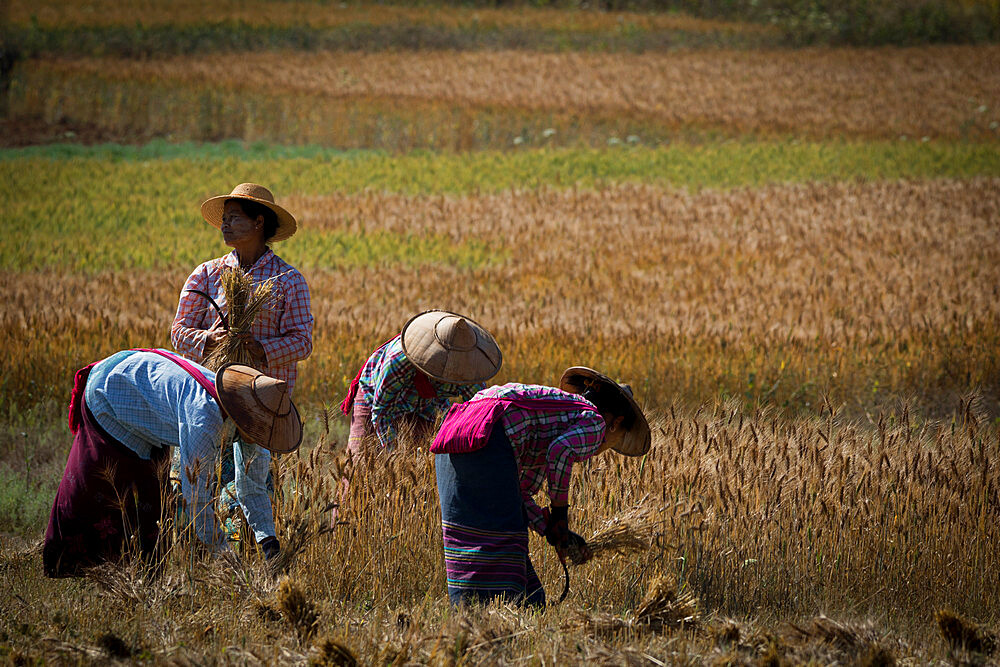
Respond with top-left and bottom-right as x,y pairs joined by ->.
356,336 -> 484,448
171,249 -> 313,393
84,350 -> 274,547
474,383 -> 606,535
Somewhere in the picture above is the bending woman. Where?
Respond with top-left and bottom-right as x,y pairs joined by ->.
431,367 -> 650,606
341,310 -> 502,452
44,349 -> 301,577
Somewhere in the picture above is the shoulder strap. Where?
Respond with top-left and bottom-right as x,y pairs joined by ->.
68,362 -> 100,434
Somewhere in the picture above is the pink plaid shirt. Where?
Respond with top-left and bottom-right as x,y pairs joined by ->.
171,249 -> 313,392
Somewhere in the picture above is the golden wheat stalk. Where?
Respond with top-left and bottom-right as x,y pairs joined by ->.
568,507 -> 656,565
201,266 -> 275,371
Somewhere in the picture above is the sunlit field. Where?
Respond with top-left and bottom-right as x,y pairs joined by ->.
2,0 -> 999,663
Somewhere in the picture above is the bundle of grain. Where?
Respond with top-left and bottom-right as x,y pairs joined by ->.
196,266 -> 275,371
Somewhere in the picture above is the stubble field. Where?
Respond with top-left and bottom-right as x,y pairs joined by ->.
1,0 -> 1000,663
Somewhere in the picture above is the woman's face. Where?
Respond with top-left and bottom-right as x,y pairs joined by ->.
597,413 -> 626,455
221,200 -> 264,247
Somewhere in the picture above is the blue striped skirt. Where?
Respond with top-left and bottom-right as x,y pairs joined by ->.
435,425 -> 544,607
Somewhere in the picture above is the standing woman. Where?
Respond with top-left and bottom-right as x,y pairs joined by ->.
340,310 -> 502,452
172,183 -> 313,386
171,183 -> 312,521
431,367 -> 651,606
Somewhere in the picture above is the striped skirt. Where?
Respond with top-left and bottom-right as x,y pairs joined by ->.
435,425 -> 544,606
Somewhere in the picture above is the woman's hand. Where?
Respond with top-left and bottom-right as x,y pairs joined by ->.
566,531 -> 593,565
238,334 -> 267,368
544,505 -> 570,558
203,319 -> 227,353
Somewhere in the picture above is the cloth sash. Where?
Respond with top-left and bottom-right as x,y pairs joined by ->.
431,396 -> 597,455
68,362 -> 99,434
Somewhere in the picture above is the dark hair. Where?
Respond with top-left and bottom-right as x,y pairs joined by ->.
230,198 -> 279,241
579,382 -> 636,430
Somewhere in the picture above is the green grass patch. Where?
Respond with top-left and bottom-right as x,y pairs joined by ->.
4,139 -> 999,190
3,140 -> 998,271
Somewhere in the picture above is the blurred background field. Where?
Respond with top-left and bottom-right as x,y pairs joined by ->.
1,0 -> 999,663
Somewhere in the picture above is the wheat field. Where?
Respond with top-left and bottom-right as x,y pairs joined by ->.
3,0 -> 1000,661
13,45 -> 1000,147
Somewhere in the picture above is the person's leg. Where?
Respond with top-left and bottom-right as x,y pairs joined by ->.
44,401 -> 163,576
233,440 -> 275,544
436,426 -> 542,606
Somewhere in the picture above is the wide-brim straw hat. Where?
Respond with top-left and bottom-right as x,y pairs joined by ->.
400,310 -> 502,384
201,183 -> 298,242
559,366 -> 651,457
216,363 -> 302,454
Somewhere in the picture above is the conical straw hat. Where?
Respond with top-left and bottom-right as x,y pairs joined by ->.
201,183 -> 298,242
559,366 -> 651,457
400,310 -> 502,384
216,363 -> 303,453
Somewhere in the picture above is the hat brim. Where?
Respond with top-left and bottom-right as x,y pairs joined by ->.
401,310 -> 502,384
201,194 -> 298,242
215,363 -> 303,454
559,366 -> 651,457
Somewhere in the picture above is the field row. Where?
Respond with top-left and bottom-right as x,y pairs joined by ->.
8,0 -> 763,35
4,177 -> 998,415
12,45 -> 1000,146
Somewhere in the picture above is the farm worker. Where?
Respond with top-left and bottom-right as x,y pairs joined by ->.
171,183 -> 312,527
43,349 -> 301,578
171,182 -> 313,387
340,310 -> 503,452
331,311 -> 502,529
430,367 -> 650,606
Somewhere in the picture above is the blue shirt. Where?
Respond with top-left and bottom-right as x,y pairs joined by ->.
85,349 -> 274,547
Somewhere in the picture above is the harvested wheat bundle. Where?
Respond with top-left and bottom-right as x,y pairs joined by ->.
313,636 -> 359,667
634,575 -> 700,633
576,575 -> 700,637
567,507 -> 657,566
190,266 -> 276,372
276,577 -> 320,640
937,609 -> 998,656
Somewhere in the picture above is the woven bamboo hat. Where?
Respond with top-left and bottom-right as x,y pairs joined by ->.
560,366 -> 651,457
400,310 -> 502,384
201,183 -> 298,242
216,363 -> 302,454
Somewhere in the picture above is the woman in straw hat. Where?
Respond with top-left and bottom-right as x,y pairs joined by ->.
430,367 -> 650,606
172,183 -> 313,391
340,310 -> 502,452
171,183 -> 312,532
44,348 -> 302,577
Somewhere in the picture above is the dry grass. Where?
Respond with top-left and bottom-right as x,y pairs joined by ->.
22,45 -> 1000,140
3,177 -> 997,416
2,399 -> 998,662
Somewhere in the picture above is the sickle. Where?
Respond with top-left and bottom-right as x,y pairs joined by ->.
185,289 -> 230,331
556,557 -> 570,605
